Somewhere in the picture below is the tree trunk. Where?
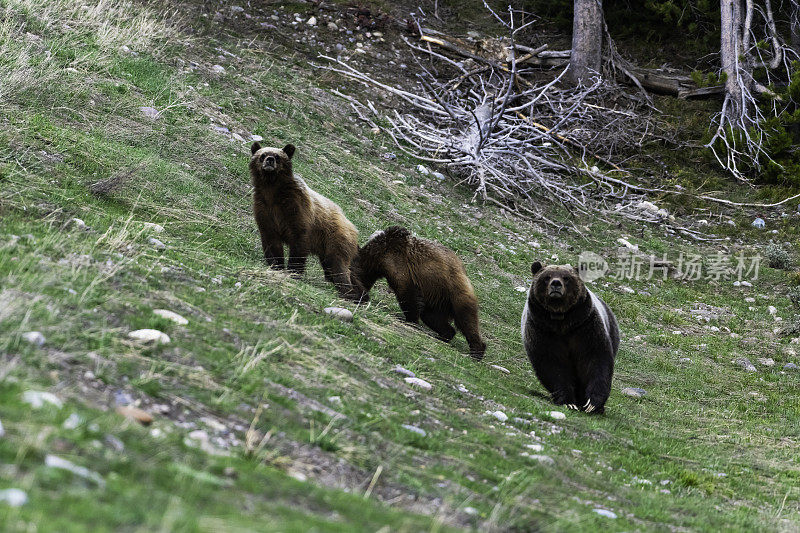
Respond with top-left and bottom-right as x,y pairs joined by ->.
719,0 -> 748,123
568,0 -> 603,86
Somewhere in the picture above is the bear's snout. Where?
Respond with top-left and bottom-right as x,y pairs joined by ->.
547,278 -> 565,299
262,155 -> 277,171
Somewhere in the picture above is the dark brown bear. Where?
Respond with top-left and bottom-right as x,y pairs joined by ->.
350,226 -> 486,359
521,262 -> 619,414
250,142 -> 362,300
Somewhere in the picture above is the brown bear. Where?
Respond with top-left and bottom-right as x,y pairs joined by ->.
250,142 -> 362,300
521,262 -> 619,414
350,226 -> 486,359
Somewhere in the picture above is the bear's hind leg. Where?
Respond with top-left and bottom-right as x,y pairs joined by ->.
452,300 -> 486,360
421,307 -> 456,342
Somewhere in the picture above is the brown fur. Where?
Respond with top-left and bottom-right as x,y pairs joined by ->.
351,226 -> 486,359
250,142 -> 362,299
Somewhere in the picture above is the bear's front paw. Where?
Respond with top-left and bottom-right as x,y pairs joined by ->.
581,399 -> 605,414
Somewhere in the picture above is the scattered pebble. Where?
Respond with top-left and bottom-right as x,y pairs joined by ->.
401,424 -> 426,436
23,390 -> 63,409
306,16 -> 317,26
463,506 -> 478,516
757,357 -> 775,367
148,237 -> 166,250
393,365 -> 415,378
768,306 -> 778,316
153,309 -> 188,325
593,508 -> 618,519
404,377 -> 432,391
490,364 -> 510,374
416,164 -> 429,175
142,222 -> 164,233
288,470 -> 307,482
210,64 -> 226,74
525,443 -> 544,452
526,454 -> 554,465
116,406 -> 154,426
45,455 -> 105,486
489,410 -> 508,422
21,331 -> 45,347
323,307 -> 353,322
71,218 -> 86,228
514,286 -> 527,293
783,363 -> 798,370
0,418 -> 4,437
139,106 -> 159,119
734,358 -> 757,372
128,329 -> 170,344
752,218 -> 765,228
104,434 -> 125,452
62,413 -> 83,430
546,411 -> 566,420
621,387 -> 647,398
327,396 -> 342,404
0,489 -> 28,507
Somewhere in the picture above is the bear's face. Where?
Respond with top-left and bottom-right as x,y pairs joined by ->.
250,142 -> 295,184
530,262 -> 586,314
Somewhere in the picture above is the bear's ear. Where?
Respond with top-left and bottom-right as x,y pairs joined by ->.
250,142 -> 262,155
531,261 -> 543,275
283,144 -> 296,160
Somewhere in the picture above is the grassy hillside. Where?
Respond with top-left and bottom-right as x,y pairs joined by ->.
1,0 -> 799,530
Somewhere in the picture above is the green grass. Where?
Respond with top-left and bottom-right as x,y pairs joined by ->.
1,0 -> 800,530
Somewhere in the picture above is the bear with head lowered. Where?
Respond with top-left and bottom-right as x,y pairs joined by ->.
521,262 -> 619,414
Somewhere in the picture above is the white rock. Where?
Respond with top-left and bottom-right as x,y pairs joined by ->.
490,364 -> 510,374
0,489 -> 28,507
128,329 -> 170,344
616,238 -> 638,251
401,424 -> 426,436
741,281 -> 753,287
547,411 -> 566,420
153,309 -> 188,325
288,470 -> 307,482
327,22 -> 338,30
71,218 -> 86,228
621,387 -> 646,398
489,410 -> 508,422
757,357 -> 775,367
514,286 -> 527,293
404,377 -> 432,391
525,443 -> 544,452
463,506 -> 478,516
745,297 -> 755,303
324,307 -> 353,322
307,16 -> 317,25
393,365 -> 415,378
21,331 -> 45,346
45,455 -> 105,486
593,509 -> 618,519
526,454 -> 554,465
636,201 -> 659,213
734,358 -> 757,372
752,218 -> 765,228
143,222 -> 164,233
62,413 -> 83,430
148,237 -> 166,250
0,418 -> 4,437
250,134 -> 263,142
210,64 -> 226,74
23,391 -> 63,409
416,164 -> 429,175
768,306 -> 778,315
139,106 -> 159,119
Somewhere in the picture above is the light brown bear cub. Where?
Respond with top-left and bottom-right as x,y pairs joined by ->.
250,142 -> 362,300
350,226 -> 486,360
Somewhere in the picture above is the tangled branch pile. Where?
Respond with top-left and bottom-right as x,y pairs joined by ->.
317,7 -> 677,227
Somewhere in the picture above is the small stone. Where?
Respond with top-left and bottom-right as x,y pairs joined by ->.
463,506 -> 478,516
143,222 -> 164,233
432,172 -> 446,180
153,309 -> 188,325
734,358 -> 757,372
752,218 -> 765,228
23,390 -> 63,409
525,443 -> 544,452
116,406 -> 154,426
323,307 -> 353,322
0,418 -> 4,437
401,424 -> 426,436
741,281 -> 753,287
148,237 -> 166,250
768,306 -> 778,315
393,365 -> 415,378
104,434 -> 125,452
139,106 -> 159,119
45,455 -> 105,486
0,489 -> 28,507
547,411 -> 566,420
328,396 -> 342,404
307,16 -> 317,26
745,297 -> 755,303
210,64 -> 226,74
757,357 -> 775,367
21,331 -> 45,346
288,470 -> 307,482
416,164 -> 429,175
621,387 -> 646,398
526,454 -> 554,465
514,286 -> 527,293
489,410 -> 508,422
490,364 -> 510,374
71,218 -> 86,228
62,413 -> 83,430
783,363 -> 798,370
250,134 -> 263,142
327,22 -> 338,30
120,45 -> 131,54
230,5 -> 244,12
128,329 -> 170,344
593,509 -> 618,519
404,377 -> 432,391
